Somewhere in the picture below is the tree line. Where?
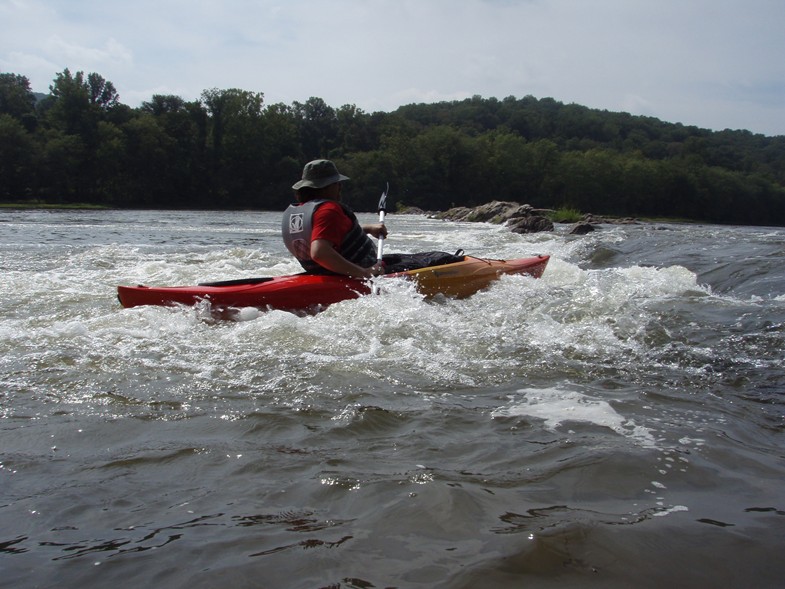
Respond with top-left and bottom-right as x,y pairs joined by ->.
2,69 -> 785,225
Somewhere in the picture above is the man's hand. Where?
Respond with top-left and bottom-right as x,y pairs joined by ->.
311,239 -> 385,279
363,223 -> 388,239
366,262 -> 385,277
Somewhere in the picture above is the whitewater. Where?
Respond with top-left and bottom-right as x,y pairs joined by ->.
1,209 -> 784,588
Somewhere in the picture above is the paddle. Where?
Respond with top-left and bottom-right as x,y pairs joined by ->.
376,182 -> 389,263
372,183 -> 388,294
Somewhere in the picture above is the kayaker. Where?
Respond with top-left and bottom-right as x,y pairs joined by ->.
282,159 -> 388,278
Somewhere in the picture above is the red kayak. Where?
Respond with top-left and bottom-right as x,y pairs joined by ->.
117,254 -> 549,314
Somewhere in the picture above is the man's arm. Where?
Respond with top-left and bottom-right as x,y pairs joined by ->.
362,223 -> 388,239
311,239 -> 383,278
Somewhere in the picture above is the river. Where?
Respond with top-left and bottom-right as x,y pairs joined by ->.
1,209 -> 784,588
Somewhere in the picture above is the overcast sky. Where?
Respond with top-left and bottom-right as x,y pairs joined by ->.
2,0 -> 784,136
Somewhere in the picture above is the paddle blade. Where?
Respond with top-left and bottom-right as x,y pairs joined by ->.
378,182 -> 389,213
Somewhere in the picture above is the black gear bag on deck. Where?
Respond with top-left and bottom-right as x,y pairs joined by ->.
381,250 -> 465,274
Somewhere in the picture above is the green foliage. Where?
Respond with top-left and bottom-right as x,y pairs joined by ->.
548,207 -> 583,223
1,68 -> 785,226
0,74 -> 36,119
0,113 -> 36,197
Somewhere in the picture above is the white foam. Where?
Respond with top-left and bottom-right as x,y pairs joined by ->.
493,387 -> 657,448
653,505 -> 689,517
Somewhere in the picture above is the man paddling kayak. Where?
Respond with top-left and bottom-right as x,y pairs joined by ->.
118,159 -> 549,314
282,159 -> 387,278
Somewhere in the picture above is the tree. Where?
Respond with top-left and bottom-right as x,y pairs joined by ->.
93,121 -> 127,204
0,73 -> 36,119
335,104 -> 375,156
86,72 -> 119,109
292,97 -> 338,159
3,67 -> 785,223
42,69 -> 123,200
258,102 -> 301,208
202,88 -> 264,157
37,128 -> 86,201
142,94 -> 186,116
47,69 -> 91,135
201,88 -> 266,205
120,114 -> 177,206
401,126 -> 482,210
0,114 -> 37,198
139,94 -> 209,204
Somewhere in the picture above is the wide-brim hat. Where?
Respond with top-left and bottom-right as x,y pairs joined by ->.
292,159 -> 350,190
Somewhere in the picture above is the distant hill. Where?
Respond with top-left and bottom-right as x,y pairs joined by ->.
2,72 -> 784,224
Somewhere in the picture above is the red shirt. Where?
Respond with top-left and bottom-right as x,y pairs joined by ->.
310,201 -> 353,249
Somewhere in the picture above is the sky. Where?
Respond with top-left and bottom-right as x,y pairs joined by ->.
2,0 -> 784,136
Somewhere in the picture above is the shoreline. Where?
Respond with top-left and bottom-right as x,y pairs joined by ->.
0,201 -> 718,226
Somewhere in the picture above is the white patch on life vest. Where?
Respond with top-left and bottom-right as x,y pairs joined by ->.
289,213 -> 304,234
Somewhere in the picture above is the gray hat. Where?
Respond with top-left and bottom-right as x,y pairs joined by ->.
292,159 -> 350,190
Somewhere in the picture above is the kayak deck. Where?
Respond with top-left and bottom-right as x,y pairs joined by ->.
117,254 -> 549,314
391,254 -> 548,298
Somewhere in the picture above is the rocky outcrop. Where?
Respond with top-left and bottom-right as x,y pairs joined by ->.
430,201 -> 643,235
569,222 -> 596,235
434,201 -> 554,234
508,215 -> 555,234
397,206 -> 429,215
417,201 -> 643,235
581,213 -> 639,225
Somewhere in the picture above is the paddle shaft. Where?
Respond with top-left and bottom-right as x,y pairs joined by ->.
376,208 -> 386,262
376,183 -> 388,263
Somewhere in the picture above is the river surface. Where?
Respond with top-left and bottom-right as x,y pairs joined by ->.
1,209 -> 784,588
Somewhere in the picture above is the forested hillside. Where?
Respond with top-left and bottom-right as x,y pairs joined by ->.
2,69 -> 784,225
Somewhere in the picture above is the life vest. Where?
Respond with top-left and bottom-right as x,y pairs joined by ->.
282,200 -> 377,273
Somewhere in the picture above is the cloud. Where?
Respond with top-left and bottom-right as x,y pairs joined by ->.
0,51 -> 60,82
43,35 -> 133,68
1,0 -> 783,135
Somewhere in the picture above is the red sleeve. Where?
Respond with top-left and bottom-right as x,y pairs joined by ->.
311,201 -> 353,248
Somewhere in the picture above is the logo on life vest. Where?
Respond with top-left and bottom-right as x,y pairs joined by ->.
289,213 -> 304,234
293,239 -> 310,260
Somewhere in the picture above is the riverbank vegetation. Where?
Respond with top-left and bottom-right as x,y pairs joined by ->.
2,69 -> 784,225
